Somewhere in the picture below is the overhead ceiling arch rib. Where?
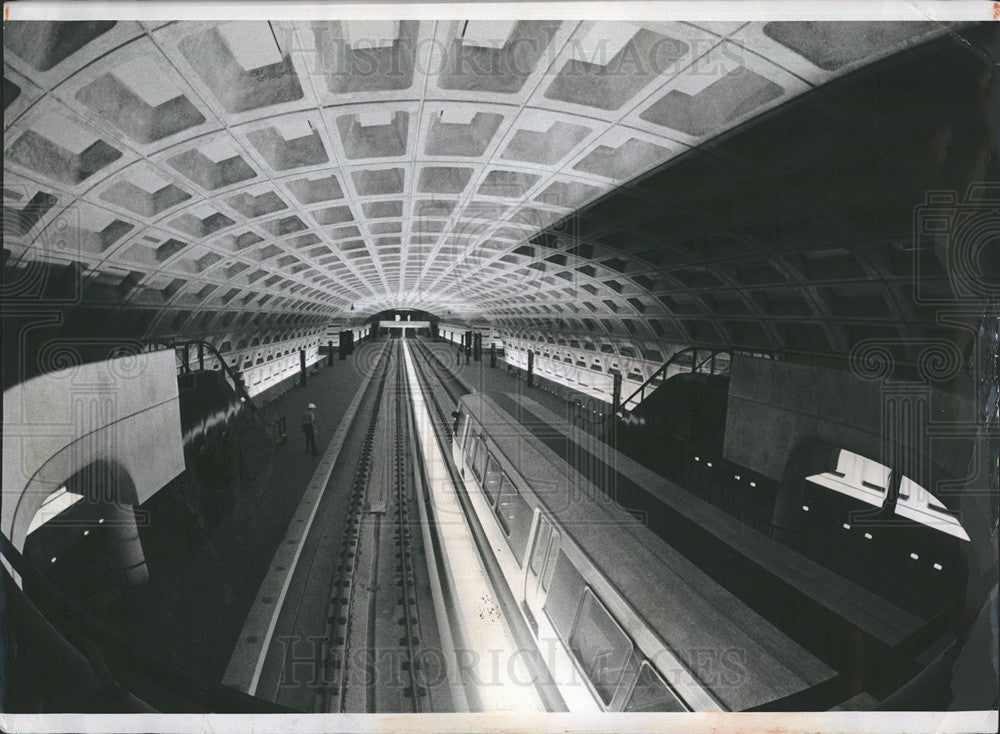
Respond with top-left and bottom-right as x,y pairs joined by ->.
4,18 -> 978,359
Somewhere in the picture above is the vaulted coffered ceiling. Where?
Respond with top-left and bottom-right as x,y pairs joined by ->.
3,19 -> 960,348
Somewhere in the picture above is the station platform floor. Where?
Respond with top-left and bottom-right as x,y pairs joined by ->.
246,346 -> 376,577
124,344 -> 381,682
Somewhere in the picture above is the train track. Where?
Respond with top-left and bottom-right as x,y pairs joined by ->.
314,344 -> 391,713
407,340 -> 465,438
315,341 -> 448,713
243,337 -> 556,713
384,348 -> 426,709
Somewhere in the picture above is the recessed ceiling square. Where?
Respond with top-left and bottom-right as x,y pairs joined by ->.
287,174 -> 344,204
639,67 -> 784,137
178,23 -> 304,113
762,21 -> 938,71
417,167 -> 473,194
4,21 -> 117,71
312,205 -> 355,225
438,21 -> 561,94
76,57 -> 205,144
352,168 -> 405,196
501,120 -> 591,165
336,111 -> 409,159
478,169 -> 540,198
545,28 -> 688,110
425,111 -> 504,157
311,21 -> 417,94
573,138 -> 669,180
363,200 -> 403,218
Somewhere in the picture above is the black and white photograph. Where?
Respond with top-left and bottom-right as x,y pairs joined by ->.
2,2 -> 998,732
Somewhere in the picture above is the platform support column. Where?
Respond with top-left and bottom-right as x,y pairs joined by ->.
490,343 -> 496,368
611,372 -> 623,450
527,350 -> 534,387
327,340 -> 334,366
198,342 -> 205,370
299,348 -> 307,386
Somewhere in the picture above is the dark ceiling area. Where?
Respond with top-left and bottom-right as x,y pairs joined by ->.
507,23 -> 999,369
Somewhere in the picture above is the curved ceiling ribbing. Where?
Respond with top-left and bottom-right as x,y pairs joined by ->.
493,22 -> 998,374
4,19 -> 955,351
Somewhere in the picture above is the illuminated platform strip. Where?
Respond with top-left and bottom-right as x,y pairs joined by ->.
404,388 -> 472,713
402,339 -> 543,713
806,474 -> 971,542
25,487 -> 84,535
895,477 -> 970,542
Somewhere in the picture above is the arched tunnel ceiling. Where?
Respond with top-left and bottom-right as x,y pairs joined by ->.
2,19 -> 980,359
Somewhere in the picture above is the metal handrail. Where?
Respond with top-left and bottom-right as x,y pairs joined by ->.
150,338 -> 293,447
617,346 -> 734,415
152,339 -> 268,420
613,345 -> 786,418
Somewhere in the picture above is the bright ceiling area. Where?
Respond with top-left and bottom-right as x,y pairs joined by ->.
4,19 -> 967,367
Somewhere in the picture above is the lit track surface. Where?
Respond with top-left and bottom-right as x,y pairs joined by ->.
405,341 -> 566,711
225,340 -> 456,712
402,338 -> 558,712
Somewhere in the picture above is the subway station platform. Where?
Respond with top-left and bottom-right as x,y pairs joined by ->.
3,12 -> 997,727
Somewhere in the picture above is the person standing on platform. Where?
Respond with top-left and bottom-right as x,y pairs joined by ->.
302,403 -> 319,455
